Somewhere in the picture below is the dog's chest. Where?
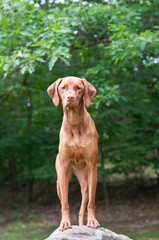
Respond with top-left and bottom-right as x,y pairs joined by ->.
70,148 -> 86,169
65,129 -> 88,148
65,135 -> 88,169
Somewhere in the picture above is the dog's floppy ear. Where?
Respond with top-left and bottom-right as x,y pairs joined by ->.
82,78 -> 96,107
47,78 -> 62,106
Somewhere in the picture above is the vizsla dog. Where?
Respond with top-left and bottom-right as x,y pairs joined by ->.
47,76 -> 100,231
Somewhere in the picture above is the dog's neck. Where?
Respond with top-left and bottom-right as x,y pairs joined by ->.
64,101 -> 86,126
63,101 -> 89,138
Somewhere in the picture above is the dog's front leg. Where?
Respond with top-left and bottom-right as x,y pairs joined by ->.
57,165 -> 72,231
87,165 -> 100,228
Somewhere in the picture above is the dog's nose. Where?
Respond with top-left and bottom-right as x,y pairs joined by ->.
67,95 -> 74,101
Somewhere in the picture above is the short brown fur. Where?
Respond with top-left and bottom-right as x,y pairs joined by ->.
47,76 -> 100,231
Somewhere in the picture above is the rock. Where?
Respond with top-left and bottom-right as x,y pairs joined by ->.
45,225 -> 133,240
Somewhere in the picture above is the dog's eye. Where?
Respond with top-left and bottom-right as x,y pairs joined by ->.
61,86 -> 65,90
76,86 -> 81,90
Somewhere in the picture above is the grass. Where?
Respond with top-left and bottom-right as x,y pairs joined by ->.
117,228 -> 159,240
0,220 -> 159,240
0,221 -> 54,240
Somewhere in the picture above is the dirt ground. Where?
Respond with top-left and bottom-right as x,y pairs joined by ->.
0,176 -> 159,234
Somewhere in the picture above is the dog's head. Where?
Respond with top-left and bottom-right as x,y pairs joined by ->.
47,76 -> 96,108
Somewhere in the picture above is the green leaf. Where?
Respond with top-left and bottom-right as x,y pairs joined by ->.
20,66 -> 27,74
48,55 -> 58,71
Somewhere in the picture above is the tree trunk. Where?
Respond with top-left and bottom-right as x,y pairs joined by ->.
27,88 -> 34,202
7,107 -> 19,201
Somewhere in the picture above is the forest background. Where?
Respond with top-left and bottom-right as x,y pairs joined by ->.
0,0 -> 159,239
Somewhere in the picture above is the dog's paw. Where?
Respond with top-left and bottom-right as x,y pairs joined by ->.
87,218 -> 100,229
59,220 -> 72,231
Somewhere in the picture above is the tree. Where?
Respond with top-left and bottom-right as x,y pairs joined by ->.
0,0 -> 159,202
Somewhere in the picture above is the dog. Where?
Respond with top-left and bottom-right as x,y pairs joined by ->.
47,76 -> 100,231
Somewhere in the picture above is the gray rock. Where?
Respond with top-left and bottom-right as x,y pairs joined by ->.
45,225 -> 133,240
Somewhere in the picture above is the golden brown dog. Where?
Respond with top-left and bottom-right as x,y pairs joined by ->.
47,76 -> 100,231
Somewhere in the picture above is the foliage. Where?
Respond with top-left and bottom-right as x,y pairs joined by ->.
0,0 -> 159,199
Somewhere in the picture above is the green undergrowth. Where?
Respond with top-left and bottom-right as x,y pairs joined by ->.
0,220 -> 159,240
